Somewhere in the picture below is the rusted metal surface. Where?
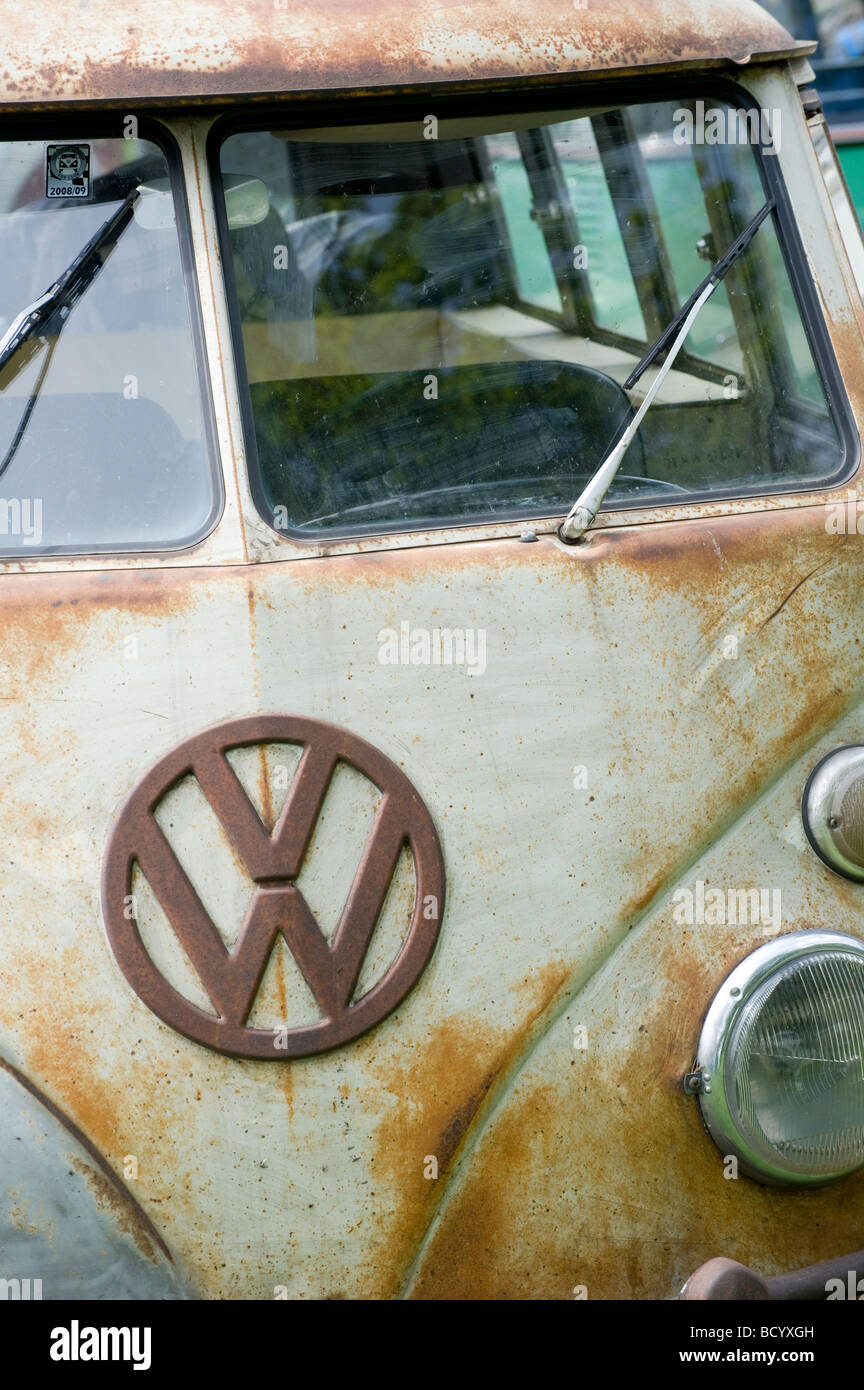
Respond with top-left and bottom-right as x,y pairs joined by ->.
0,0 -> 805,111
0,1058 -> 187,1298
2,57 -> 864,1301
102,715 -> 444,1058
391,510 -> 864,1297
3,500 -> 864,1297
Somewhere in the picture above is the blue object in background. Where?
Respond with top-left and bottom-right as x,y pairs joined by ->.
835,18 -> 864,58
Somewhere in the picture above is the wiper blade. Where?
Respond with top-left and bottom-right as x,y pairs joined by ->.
623,198 -> 775,392
559,198 -> 775,544
0,189 -> 138,387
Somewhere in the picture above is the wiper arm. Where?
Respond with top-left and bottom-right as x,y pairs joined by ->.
0,189 -> 138,389
558,198 -> 775,544
0,189 -> 139,484
622,199 -> 776,393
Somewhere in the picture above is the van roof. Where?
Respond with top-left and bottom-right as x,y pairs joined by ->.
0,0 -> 808,111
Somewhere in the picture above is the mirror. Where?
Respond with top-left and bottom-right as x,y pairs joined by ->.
133,175 -> 270,230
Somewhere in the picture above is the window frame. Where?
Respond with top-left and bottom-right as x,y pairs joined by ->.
208,77 -> 859,546
507,108 -> 749,391
0,112 -> 223,559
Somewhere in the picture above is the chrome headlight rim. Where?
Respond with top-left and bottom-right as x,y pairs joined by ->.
695,930 -> 864,1188
802,745 -> 864,883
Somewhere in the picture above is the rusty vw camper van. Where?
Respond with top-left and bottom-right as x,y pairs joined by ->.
3,0 -> 864,1304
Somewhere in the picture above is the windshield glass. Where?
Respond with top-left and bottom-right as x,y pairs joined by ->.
0,133 -> 218,555
217,99 -> 850,540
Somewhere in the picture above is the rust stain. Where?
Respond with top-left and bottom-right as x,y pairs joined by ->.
70,1156 -> 159,1263
367,957 -> 570,1294
256,743 -> 274,830
757,558 -> 837,630
0,425 -> 862,1298
0,566 -> 215,690
12,965 -> 125,1164
269,504 -> 854,602
0,564 -> 215,610
6,1199 -> 46,1239
0,1056 -> 172,1266
253,737 -> 289,1039
245,582 -> 260,704
279,1057 -> 294,1112
409,927 -> 864,1299
621,869 -> 668,924
0,498 -> 847,627
1,941 -> 197,1275
409,1080 -> 565,1300
0,0 -> 801,110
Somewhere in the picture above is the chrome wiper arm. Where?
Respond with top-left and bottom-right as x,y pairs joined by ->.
623,199 -> 776,392
559,281 -> 716,543
559,198 -> 775,544
0,189 -> 138,387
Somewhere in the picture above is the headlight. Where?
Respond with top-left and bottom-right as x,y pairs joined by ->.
802,745 -> 864,882
692,932 -> 864,1185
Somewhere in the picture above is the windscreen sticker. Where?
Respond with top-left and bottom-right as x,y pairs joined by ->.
46,144 -> 90,199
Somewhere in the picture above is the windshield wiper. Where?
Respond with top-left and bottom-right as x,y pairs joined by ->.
558,198 -> 775,544
0,189 -> 138,388
0,189 -> 138,482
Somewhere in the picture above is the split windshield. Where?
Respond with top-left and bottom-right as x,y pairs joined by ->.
217,98 -> 849,539
0,134 -> 217,555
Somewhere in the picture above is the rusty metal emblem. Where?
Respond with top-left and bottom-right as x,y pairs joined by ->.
101,716 -> 445,1058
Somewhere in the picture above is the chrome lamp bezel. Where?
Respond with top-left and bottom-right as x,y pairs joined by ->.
694,930 -> 864,1186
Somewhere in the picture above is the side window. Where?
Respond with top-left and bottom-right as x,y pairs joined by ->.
0,133 -> 218,555
490,132 -> 562,314
635,114 -> 742,372
553,118 -> 646,340
217,101 -> 850,540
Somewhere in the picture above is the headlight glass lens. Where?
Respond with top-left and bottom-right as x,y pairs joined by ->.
727,950 -> 864,1177
696,934 -> 864,1183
